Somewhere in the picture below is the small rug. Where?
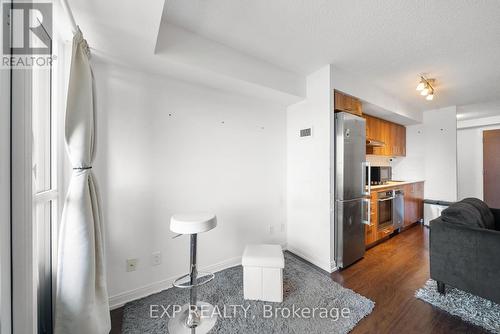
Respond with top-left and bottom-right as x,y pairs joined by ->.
416,279 -> 500,333
122,253 -> 374,333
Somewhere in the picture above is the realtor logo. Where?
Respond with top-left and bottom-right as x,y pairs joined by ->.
3,2 -> 52,55
2,2 -> 53,67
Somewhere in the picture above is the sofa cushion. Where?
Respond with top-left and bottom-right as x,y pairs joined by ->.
461,198 -> 495,230
440,201 -> 485,229
492,208 -> 500,231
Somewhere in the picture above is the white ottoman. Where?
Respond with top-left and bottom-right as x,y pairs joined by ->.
242,244 -> 284,303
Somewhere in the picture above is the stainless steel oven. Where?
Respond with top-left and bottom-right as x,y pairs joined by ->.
377,190 -> 395,230
393,189 -> 404,229
377,189 -> 405,231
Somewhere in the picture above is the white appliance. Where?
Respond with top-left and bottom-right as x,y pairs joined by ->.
424,201 -> 450,226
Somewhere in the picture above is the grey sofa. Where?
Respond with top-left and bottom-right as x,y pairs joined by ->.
430,198 -> 500,304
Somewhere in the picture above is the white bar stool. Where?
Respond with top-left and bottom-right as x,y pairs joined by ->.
168,213 -> 218,334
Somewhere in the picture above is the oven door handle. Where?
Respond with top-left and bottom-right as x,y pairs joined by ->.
378,196 -> 396,202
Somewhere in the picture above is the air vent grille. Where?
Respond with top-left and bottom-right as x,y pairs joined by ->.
300,128 -> 312,138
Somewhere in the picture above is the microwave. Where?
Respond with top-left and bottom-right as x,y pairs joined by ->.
368,166 -> 392,185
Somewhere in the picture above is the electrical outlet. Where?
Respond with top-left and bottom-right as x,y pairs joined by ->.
281,223 -> 286,232
126,258 -> 138,272
269,225 -> 275,234
151,252 -> 161,266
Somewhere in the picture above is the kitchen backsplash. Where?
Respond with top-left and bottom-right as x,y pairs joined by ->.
366,155 -> 392,167
367,155 -> 409,181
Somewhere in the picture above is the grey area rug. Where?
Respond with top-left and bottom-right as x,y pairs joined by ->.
416,279 -> 500,333
122,253 -> 374,333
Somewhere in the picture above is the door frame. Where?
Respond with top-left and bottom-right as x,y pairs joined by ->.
482,128 -> 500,206
1,2 -> 13,333
8,6 -> 69,332
0,46 -> 12,334
11,65 -> 38,334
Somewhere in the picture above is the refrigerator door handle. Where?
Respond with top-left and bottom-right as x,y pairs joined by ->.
336,197 -> 367,203
362,161 -> 371,196
362,198 -> 371,225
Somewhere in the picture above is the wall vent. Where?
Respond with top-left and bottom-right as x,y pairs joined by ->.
299,127 -> 312,138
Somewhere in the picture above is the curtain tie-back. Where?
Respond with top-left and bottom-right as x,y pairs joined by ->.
72,166 -> 92,170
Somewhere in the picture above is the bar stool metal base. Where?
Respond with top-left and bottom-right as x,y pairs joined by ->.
167,302 -> 217,334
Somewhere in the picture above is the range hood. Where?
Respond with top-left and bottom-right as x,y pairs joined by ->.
366,138 -> 385,147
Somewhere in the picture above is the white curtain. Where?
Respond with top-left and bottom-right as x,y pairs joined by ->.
55,29 -> 110,334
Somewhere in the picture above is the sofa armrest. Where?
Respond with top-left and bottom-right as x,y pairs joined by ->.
430,218 -> 500,302
491,208 -> 500,230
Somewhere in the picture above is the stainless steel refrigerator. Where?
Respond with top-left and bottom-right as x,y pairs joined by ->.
334,112 -> 370,268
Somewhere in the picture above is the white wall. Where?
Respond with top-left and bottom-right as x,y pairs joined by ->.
389,107 -> 458,202
286,65 -> 333,272
92,61 -> 287,308
391,124 -> 426,182
457,116 -> 500,200
421,107 -> 458,201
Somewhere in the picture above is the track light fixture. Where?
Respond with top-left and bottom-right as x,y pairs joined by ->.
416,76 -> 435,101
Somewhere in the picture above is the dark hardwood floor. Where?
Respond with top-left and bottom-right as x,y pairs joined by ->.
331,224 -> 487,334
110,306 -> 124,334
110,225 -> 487,333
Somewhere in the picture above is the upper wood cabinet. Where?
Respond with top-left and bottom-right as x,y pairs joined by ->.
364,114 -> 406,157
334,90 -> 362,116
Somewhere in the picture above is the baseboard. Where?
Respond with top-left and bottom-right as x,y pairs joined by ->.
108,256 -> 242,310
330,261 -> 339,273
285,245 -> 333,273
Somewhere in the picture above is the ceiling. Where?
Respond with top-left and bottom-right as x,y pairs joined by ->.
362,102 -> 416,126
163,0 -> 500,111
64,0 -> 305,105
457,100 -> 500,121
66,1 -> 500,115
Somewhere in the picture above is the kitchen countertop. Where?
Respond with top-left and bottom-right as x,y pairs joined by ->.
369,180 -> 425,191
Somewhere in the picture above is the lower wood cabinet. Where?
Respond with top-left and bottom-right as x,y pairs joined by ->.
377,226 -> 394,240
403,182 -> 424,227
365,192 -> 378,245
365,182 -> 424,247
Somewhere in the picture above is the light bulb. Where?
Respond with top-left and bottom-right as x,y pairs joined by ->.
416,82 -> 425,91
426,93 -> 434,101
420,87 -> 429,96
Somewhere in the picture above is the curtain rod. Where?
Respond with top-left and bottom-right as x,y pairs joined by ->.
60,0 -> 78,34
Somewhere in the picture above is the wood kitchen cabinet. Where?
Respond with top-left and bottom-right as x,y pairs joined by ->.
365,192 -> 378,245
364,114 -> 406,157
396,125 -> 406,156
403,182 -> 424,227
366,182 -> 424,247
391,123 -> 406,156
416,182 -> 424,220
334,90 -> 363,116
403,184 -> 414,227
